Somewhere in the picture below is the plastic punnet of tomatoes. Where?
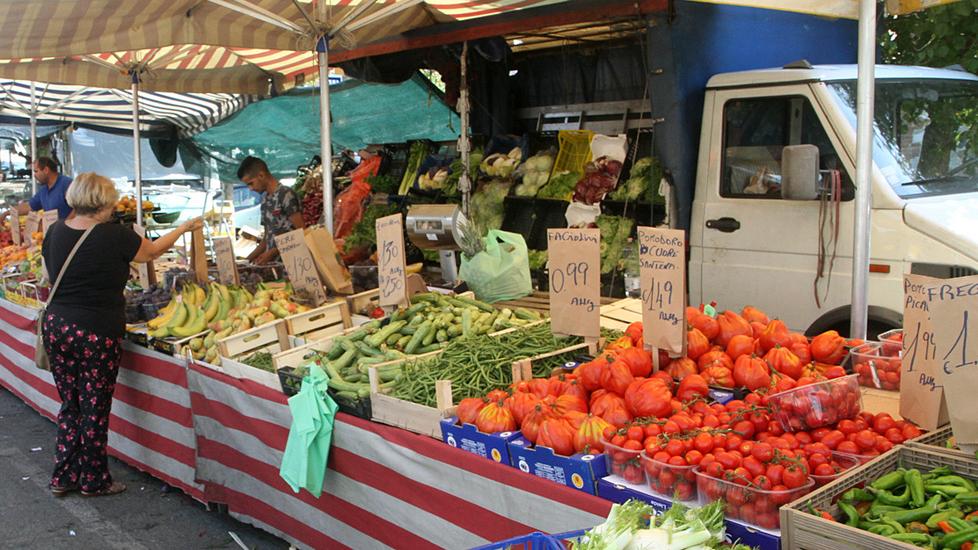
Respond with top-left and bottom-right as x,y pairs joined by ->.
767,374 -> 861,432
641,451 -> 698,502
877,328 -> 902,356
849,342 -> 901,390
694,467 -> 814,530
808,452 -> 859,487
602,438 -> 646,485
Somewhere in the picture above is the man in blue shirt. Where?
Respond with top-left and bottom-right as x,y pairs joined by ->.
2,157 -> 73,221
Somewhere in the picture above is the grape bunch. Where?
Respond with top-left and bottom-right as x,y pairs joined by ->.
126,285 -> 173,322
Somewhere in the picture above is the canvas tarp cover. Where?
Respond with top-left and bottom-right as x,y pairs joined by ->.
192,75 -> 459,179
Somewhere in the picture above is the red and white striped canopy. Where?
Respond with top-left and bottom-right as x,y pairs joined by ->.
0,1 -> 566,94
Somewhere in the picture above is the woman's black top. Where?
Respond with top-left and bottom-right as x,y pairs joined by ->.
42,221 -> 142,338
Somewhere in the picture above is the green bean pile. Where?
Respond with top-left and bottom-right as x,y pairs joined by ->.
387,322 -> 585,407
242,351 -> 275,372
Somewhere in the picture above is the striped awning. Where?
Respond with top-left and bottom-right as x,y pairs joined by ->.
0,80 -> 250,137
0,1 -> 566,94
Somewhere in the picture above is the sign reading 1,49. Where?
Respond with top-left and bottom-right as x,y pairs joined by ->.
642,278 -> 674,310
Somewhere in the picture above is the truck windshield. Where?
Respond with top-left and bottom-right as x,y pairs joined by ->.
827,78 -> 978,198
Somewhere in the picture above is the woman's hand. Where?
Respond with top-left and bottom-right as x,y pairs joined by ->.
180,217 -> 204,234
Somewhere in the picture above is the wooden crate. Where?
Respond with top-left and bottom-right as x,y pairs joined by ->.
510,339 -> 602,383
271,325 -> 364,372
346,289 -> 380,317
369,339 -> 592,439
781,445 -> 978,550
598,298 -> 643,331
218,320 -> 291,390
905,424 -> 975,460
285,300 -> 351,345
151,330 -> 208,357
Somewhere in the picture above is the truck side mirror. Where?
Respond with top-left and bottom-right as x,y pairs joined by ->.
781,145 -> 820,200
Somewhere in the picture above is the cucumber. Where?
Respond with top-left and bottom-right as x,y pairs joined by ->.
395,335 -> 411,350
355,341 -> 384,357
514,307 -> 540,321
365,320 -> 407,347
405,320 -> 432,354
436,329 -> 448,343
452,295 -> 494,313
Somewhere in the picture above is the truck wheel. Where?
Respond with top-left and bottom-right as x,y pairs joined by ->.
805,305 -> 901,340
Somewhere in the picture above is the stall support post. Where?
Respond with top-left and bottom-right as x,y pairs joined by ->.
317,35 -> 334,232
850,0 -> 876,340
29,82 -> 37,195
457,41 -> 471,219
131,70 -> 144,226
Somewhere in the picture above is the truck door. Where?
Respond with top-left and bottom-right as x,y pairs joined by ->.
692,85 -> 855,331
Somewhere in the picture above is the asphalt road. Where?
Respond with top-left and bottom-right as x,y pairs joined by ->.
0,386 -> 289,549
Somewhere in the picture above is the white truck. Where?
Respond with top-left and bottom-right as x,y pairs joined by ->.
686,63 -> 978,336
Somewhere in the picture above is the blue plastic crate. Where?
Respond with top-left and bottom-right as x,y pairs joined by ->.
470,529 -> 586,550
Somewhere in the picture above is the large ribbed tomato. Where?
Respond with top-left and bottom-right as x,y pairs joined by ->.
624,377 -> 673,418
559,377 -> 589,401
716,310 -> 752,347
741,306 -> 770,325
563,410 -> 587,431
666,357 -> 697,381
536,417 -> 576,456
625,322 -> 644,345
789,341 -> 812,364
526,378 -> 550,399
677,373 -> 710,401
574,358 -> 608,392
733,354 -> 771,391
600,360 -> 635,396
475,400 -> 516,433
457,397 -> 486,425
726,334 -> 756,361
701,365 -> 735,387
520,404 -> 555,443
764,345 -> 803,380
687,328 -> 711,360
759,319 -> 791,352
618,346 -> 653,377
690,312 -> 720,342
811,330 -> 848,364
697,349 -> 734,372
504,391 -> 540,425
550,394 -> 587,416
574,414 -> 613,454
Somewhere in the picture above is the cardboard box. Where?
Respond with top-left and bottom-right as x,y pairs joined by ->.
507,436 -> 608,495
440,417 -> 520,465
304,226 -> 354,294
598,476 -> 781,550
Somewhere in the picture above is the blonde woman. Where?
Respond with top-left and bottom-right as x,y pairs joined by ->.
41,173 -> 201,497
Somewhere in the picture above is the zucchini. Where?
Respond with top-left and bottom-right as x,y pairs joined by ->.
405,320 -> 432,354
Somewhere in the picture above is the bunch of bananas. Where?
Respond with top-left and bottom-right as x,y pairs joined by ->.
145,283 -> 311,365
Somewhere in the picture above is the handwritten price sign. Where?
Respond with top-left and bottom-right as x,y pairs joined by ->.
9,209 -> 20,245
131,224 -> 155,289
376,213 -> 407,307
638,227 -> 686,355
927,274 -> 978,448
547,228 -> 600,338
899,274 -> 947,430
275,229 -> 326,306
213,236 -> 239,285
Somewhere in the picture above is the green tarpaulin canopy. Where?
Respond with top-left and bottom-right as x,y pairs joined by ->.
193,75 -> 460,180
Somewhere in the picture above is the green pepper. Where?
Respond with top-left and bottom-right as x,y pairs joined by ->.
873,485 -> 912,507
923,466 -> 953,481
954,491 -> 978,506
872,470 -> 908,491
887,532 -> 932,545
927,510 -> 964,529
838,501 -> 860,527
882,517 -> 907,533
841,488 -> 876,502
930,475 -> 977,492
869,502 -> 908,517
949,517 -> 973,531
926,484 -> 972,497
883,495 -> 942,525
906,469 -> 926,508
868,524 -> 896,537
942,526 -> 978,549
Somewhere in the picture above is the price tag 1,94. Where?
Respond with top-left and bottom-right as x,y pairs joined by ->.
927,273 -> 978,450
899,274 -> 947,430
376,213 -> 407,307
638,227 -> 686,356
547,228 -> 600,338
275,229 -> 327,306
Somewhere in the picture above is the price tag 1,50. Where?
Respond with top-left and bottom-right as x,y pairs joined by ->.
637,227 -> 686,357
376,213 -> 407,307
547,228 -> 600,338
275,228 -> 327,306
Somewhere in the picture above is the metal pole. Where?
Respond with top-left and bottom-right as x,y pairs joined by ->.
29,82 -> 37,194
317,36 -> 334,231
850,0 -> 876,340
132,71 -> 144,226
458,41 -> 471,218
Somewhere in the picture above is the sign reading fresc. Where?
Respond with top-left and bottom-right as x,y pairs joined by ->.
547,228 -> 600,338
638,227 -> 686,356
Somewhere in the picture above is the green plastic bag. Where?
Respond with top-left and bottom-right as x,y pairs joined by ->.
458,230 -> 532,303
279,363 -> 338,498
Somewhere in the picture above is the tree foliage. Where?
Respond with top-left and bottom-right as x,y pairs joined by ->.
879,0 -> 978,74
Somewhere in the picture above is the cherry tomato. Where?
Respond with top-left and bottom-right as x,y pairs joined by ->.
685,450 -> 704,466
733,420 -> 755,439
694,432 -> 714,454
665,438 -> 685,457
837,419 -> 857,435
653,450 -> 671,463
624,440 -> 643,451
902,424 -> 923,440
808,453 -> 829,468
884,427 -> 904,444
751,442 -> 774,463
765,463 -> 785,485
725,434 -> 744,451
854,430 -> 877,451
738,440 -> 755,457
836,440 -> 860,455
782,466 -> 808,489
644,423 -> 662,438
821,430 -> 845,450
752,474 -> 773,491
743,456 -> 766,478
668,455 -> 688,467
627,425 -> 644,442
716,451 -> 741,470
705,461 -> 725,478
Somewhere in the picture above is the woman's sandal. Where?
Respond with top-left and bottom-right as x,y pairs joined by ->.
81,481 -> 127,497
50,484 -> 78,497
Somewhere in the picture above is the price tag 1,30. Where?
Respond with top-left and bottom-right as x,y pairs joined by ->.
927,273 -> 978,451
41,210 -> 59,237
275,228 -> 327,306
899,274 -> 948,430
212,236 -> 239,286
547,228 -> 601,338
376,213 -> 407,307
638,227 -> 686,357
9,208 -> 20,246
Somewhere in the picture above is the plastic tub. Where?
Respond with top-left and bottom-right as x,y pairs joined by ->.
809,453 -> 860,487
601,438 -> 645,485
641,451 -> 697,501
832,448 -> 882,466
849,342 -> 901,390
877,328 -> 903,356
768,374 -> 862,432
694,467 -> 814,530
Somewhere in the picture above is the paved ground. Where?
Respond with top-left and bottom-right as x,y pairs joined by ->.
0,387 -> 289,549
